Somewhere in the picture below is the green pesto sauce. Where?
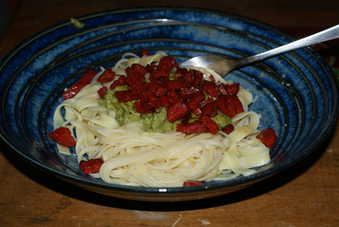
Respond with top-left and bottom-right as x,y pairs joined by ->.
212,113 -> 231,128
100,87 -> 176,133
100,85 -> 231,133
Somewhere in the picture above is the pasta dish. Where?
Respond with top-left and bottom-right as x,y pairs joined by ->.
49,51 -> 277,187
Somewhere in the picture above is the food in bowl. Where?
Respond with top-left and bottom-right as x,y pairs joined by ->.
49,50 -> 277,187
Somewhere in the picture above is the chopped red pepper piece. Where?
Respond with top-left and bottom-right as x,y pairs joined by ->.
183,180 -> 203,187
159,95 -> 170,107
167,102 -> 189,122
202,81 -> 219,97
167,91 -> 182,104
115,90 -> 139,102
187,92 -> 205,112
79,159 -> 104,174
62,69 -> 97,99
147,82 -> 167,97
256,128 -> 277,148
126,64 -> 148,78
134,101 -> 155,114
158,56 -> 178,72
222,124 -> 234,134
180,87 -> 200,98
150,97 -> 162,108
110,76 -> 127,89
219,83 -> 240,95
97,87 -> 108,98
200,116 -> 219,134
217,95 -> 244,118
62,84 -> 82,100
201,101 -> 217,117
176,121 -> 208,134
48,127 -> 76,147
225,83 -> 240,95
200,97 -> 214,107
97,69 -> 115,83
77,69 -> 98,85
191,70 -> 204,87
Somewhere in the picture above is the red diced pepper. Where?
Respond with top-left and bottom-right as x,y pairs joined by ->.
62,84 -> 82,100
202,81 -> 219,97
126,64 -> 148,78
225,83 -> 240,95
148,96 -> 161,108
256,128 -> 277,148
176,121 -> 208,134
97,86 -> 108,98
77,69 -> 98,85
200,116 -> 219,134
126,75 -> 145,93
158,56 -> 178,72
167,91 -> 181,104
219,83 -> 240,95
159,95 -> 170,107
48,127 -> 76,147
79,159 -> 104,174
191,70 -> 204,87
180,87 -> 200,98
222,124 -> 234,134
110,76 -> 127,89
200,97 -> 214,107
187,93 -> 205,112
148,83 -> 167,97
183,180 -> 203,187
97,69 -> 115,83
62,69 -> 97,99
201,101 -> 217,117
115,90 -> 139,102
167,102 -> 189,122
154,86 -> 167,96
217,95 -> 244,118
134,101 -> 155,114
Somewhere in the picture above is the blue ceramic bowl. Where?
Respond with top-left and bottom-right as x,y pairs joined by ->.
0,7 -> 337,202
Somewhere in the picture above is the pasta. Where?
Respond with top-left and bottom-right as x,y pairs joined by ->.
51,51 -> 274,187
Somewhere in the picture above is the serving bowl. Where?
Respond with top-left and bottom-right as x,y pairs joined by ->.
0,7 -> 337,202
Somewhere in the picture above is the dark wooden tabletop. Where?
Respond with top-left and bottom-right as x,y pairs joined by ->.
0,1 -> 338,227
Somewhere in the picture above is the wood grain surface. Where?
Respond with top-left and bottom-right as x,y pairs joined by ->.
0,1 -> 338,227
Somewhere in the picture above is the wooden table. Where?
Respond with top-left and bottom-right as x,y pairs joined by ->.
1,1 -> 338,226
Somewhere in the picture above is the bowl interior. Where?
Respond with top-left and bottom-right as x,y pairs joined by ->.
0,8 -> 337,201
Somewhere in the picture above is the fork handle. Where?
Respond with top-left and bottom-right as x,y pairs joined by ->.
239,24 -> 339,66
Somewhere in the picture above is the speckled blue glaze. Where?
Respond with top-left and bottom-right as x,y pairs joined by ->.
0,7 -> 337,201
